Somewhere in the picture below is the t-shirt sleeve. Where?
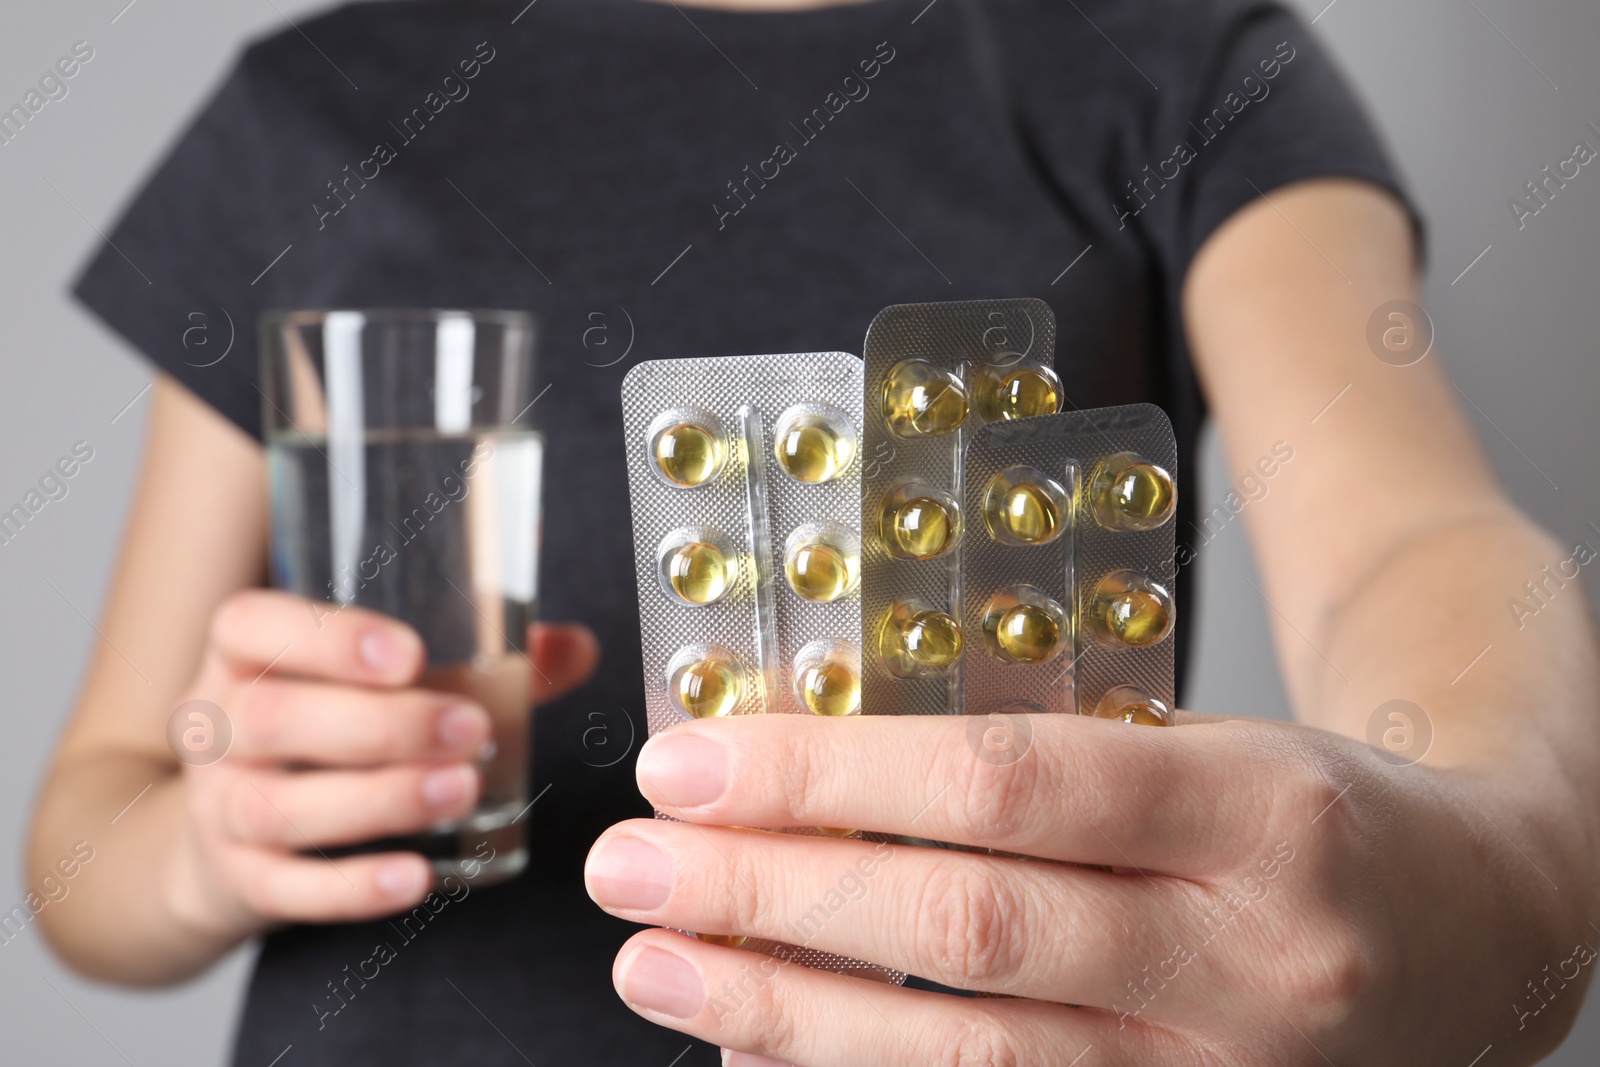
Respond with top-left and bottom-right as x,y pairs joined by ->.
1144,1 -> 1425,271
71,51 -> 277,440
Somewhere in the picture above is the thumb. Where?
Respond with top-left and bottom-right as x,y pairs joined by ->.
528,622 -> 601,706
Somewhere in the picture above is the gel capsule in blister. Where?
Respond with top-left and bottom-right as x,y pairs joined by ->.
880,358 -> 969,437
1085,570 -> 1174,648
666,645 -> 746,720
876,600 -> 964,677
974,361 -> 1063,423
1093,685 -> 1175,727
793,638 -> 863,717
774,404 -> 857,484
649,409 -> 728,489
982,467 -> 1070,548
878,482 -> 961,562
1089,452 -> 1176,532
980,585 -> 1071,666
783,522 -> 860,604
657,527 -> 738,607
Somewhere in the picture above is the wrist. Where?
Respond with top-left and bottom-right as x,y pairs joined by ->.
1444,744 -> 1600,929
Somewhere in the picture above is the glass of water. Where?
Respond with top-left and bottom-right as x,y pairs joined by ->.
260,308 -> 542,886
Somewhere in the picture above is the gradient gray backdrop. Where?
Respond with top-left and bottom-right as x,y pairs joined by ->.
1,0 -> 1595,1062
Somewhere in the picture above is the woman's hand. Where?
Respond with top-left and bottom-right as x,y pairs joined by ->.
585,710 -> 1596,1066
168,589 -> 597,942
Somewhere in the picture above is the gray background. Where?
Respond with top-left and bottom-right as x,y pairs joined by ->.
0,0 -> 1595,1062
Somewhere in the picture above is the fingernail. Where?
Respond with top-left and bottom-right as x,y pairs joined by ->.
637,733 -> 728,808
437,703 -> 489,751
723,1052 -> 797,1067
586,836 -> 673,910
421,765 -> 474,810
619,945 -> 704,1018
360,628 -> 417,674
376,858 -> 428,899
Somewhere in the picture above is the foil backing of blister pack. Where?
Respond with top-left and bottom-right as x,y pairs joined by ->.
859,298 -> 1058,717
961,403 -> 1178,717
622,352 -> 902,982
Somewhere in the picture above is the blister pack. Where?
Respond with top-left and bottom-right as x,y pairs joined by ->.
622,352 -> 865,727
961,403 -> 1179,722
858,299 -> 1064,717
622,352 -> 899,976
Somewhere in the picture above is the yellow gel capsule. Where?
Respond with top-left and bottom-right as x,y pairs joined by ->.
991,366 -> 1061,421
697,932 -> 748,948
785,542 -> 853,603
655,423 -> 723,488
816,826 -> 857,838
798,659 -> 861,716
891,497 -> 955,560
996,604 -> 1061,663
667,541 -> 731,605
1092,457 -> 1175,531
776,416 -> 852,483
902,610 -> 963,669
1101,589 -> 1172,647
675,658 -> 740,719
998,482 -> 1060,544
1120,704 -> 1171,726
1092,688 -> 1174,726
882,360 -> 969,436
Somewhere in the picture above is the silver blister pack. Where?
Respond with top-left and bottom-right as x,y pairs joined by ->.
859,299 -> 1062,717
961,403 -> 1179,722
622,352 -> 900,979
622,353 -> 867,729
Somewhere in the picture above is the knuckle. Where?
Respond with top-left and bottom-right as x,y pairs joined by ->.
944,726 -> 1041,842
770,723 -> 826,817
724,964 -> 800,1058
1280,919 -> 1375,1028
350,774 -> 400,829
226,778 -> 286,844
231,870 -> 277,916
1275,739 -> 1362,832
916,860 -> 1024,986
249,863 -> 307,920
237,683 -> 295,756
929,1016 -> 1021,1067
209,592 -> 259,651
725,874 -> 766,936
1291,764 -> 1348,825
339,695 -> 402,762
724,843 -> 778,935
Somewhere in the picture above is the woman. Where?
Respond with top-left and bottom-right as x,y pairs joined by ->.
33,0 -> 1600,1063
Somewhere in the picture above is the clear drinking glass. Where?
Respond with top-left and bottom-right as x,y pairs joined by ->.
260,309 -> 541,886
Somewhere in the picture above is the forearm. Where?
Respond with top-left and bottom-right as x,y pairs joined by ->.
1299,503 -> 1600,892
1307,506 -> 1600,767
29,751 -> 251,985
1183,181 -> 1600,791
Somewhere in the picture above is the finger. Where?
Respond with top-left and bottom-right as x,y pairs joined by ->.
528,622 -> 600,706
226,679 -> 490,765
209,589 -> 424,687
635,713 -> 1259,874
587,820 -> 1197,1008
609,929 -> 1185,1067
220,844 -> 435,924
216,763 -> 481,848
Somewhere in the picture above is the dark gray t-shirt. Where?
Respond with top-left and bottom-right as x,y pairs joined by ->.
72,0 -> 1413,1062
